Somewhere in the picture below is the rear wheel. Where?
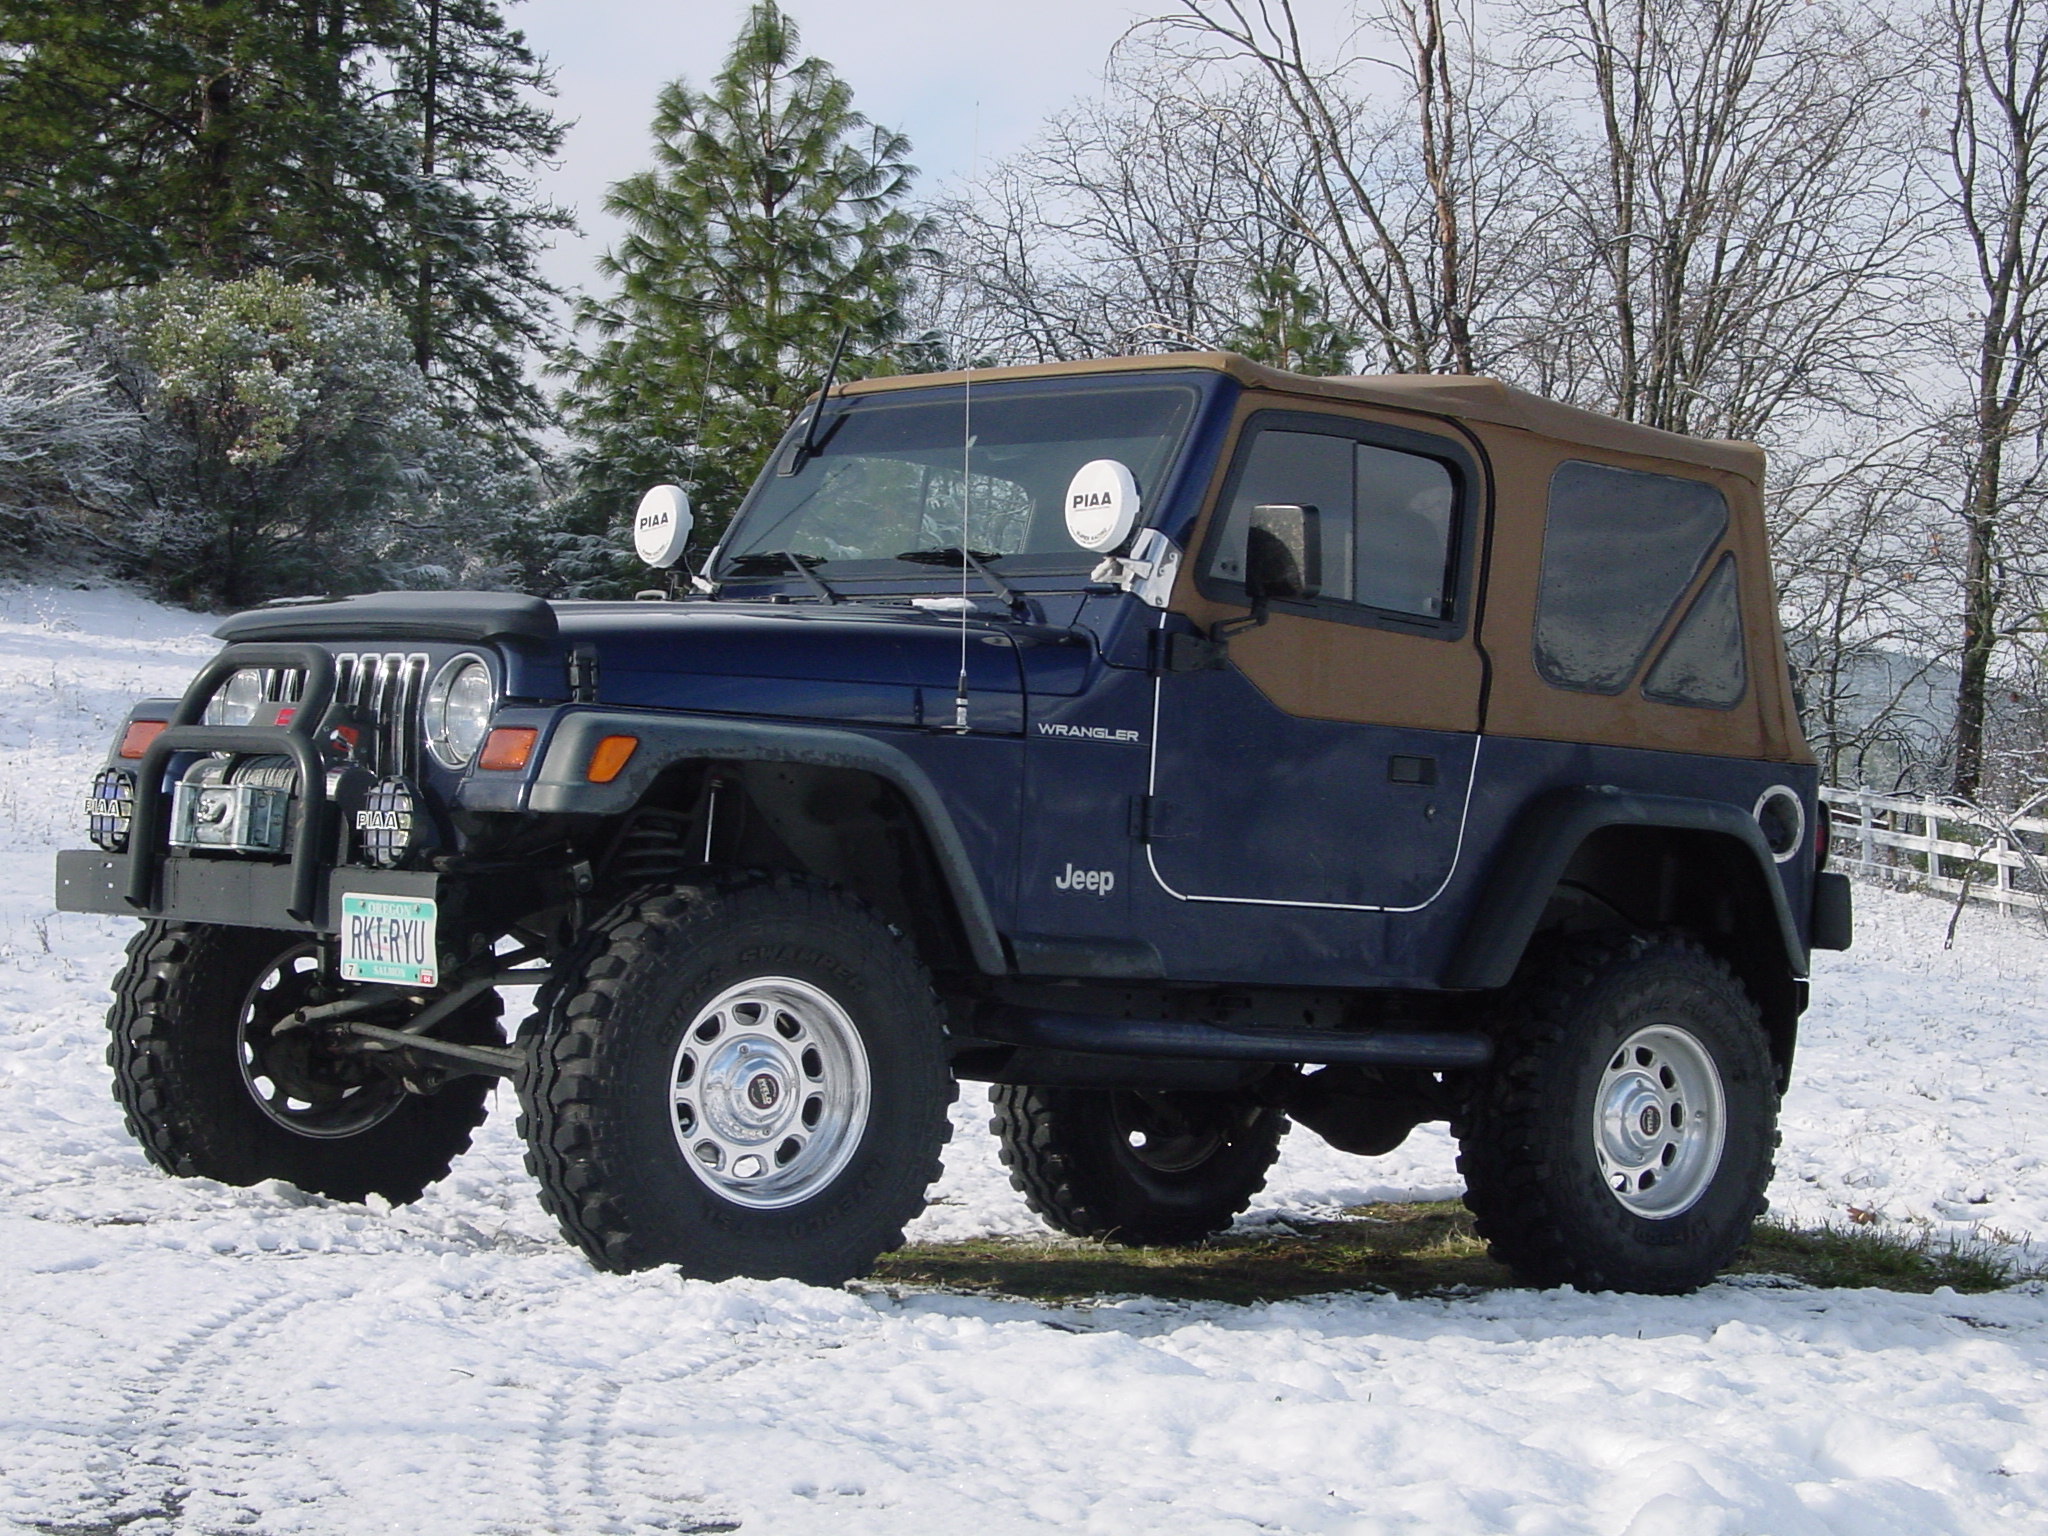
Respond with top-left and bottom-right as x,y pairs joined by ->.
105,921 -> 500,1204
991,1085 -> 1287,1244
1456,933 -> 1778,1294
517,875 -> 955,1284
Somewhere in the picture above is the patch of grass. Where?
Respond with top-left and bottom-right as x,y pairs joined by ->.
872,1203 -> 2042,1304
1735,1217 -> 2040,1295
875,1202 -> 1505,1304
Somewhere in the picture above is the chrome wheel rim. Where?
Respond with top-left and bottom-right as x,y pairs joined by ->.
238,946 -> 405,1139
1593,1024 -> 1726,1218
669,977 -> 872,1210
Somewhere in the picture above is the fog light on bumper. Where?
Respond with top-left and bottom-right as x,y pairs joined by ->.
85,769 -> 136,852
355,777 -> 425,869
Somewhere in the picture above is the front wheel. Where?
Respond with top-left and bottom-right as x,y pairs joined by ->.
1456,933 -> 1778,1294
517,875 -> 955,1284
105,921 -> 500,1205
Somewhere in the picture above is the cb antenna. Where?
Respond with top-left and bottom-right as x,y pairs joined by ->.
953,357 -> 973,732
953,102 -> 981,735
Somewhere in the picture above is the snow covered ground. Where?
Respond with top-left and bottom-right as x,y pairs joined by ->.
2,577 -> 2046,1536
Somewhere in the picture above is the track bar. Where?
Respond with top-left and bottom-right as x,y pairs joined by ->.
340,1022 -> 526,1076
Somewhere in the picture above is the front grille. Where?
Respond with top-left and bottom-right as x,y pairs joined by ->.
333,652 -> 429,778
199,650 -> 429,780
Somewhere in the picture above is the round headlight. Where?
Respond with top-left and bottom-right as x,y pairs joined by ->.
203,668 -> 265,727
425,657 -> 495,768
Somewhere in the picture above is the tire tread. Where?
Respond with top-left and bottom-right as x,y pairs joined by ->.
517,871 -> 956,1281
1456,932 -> 1777,1293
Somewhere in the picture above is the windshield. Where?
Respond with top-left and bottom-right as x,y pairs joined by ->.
715,376 -> 1202,581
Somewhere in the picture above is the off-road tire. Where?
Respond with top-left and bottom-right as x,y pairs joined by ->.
105,921 -> 501,1205
990,1085 -> 1288,1244
517,874 -> 955,1284
1456,933 -> 1778,1294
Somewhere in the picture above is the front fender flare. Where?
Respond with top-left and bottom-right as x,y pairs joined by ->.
511,710 -> 1010,976
1444,787 -> 1807,990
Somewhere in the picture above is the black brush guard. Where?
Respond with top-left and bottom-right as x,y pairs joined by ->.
123,642 -> 338,921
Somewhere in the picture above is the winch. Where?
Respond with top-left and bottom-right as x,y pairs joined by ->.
169,755 -> 296,855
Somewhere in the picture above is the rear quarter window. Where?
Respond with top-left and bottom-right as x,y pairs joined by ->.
1642,553 -> 1748,709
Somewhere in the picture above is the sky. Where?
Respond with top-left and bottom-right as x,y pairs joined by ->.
510,0 -> 1158,302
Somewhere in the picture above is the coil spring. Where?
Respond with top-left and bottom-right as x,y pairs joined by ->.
606,805 -> 701,887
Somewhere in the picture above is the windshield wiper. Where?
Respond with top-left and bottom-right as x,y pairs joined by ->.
724,550 -> 842,604
779,326 -> 851,477
895,547 -> 1025,614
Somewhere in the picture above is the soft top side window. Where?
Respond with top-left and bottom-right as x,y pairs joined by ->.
1534,460 -> 1729,694
1202,415 -> 1466,629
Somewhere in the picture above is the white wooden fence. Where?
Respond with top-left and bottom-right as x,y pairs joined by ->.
1820,785 -> 2048,913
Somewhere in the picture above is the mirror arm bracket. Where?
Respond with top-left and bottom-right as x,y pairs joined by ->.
1158,602 -> 1266,674
1209,597 -> 1269,645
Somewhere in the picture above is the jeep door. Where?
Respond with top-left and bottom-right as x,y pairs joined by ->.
1146,405 -> 1487,912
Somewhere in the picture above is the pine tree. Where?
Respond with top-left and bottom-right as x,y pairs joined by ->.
1226,266 -> 1361,376
389,0 -> 571,438
0,0 -> 567,444
0,1 -> 402,284
558,1 -> 928,549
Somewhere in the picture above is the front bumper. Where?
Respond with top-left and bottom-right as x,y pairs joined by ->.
57,850 -> 438,933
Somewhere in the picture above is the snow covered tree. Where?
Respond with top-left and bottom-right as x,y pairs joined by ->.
558,1 -> 929,547
111,272 -> 450,608
0,289 -> 142,562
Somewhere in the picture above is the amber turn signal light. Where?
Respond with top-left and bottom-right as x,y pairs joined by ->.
477,726 -> 539,772
118,719 -> 167,760
586,735 -> 639,784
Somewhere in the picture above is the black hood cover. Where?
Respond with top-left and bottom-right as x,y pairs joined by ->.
215,592 -> 558,645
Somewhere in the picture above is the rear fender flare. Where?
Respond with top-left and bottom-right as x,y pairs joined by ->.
1445,787 -> 1808,991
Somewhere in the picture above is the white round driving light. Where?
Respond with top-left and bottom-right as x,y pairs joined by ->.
634,484 -> 694,568
424,657 -> 495,768
1063,459 -> 1141,553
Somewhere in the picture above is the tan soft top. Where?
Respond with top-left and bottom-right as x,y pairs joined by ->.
836,353 -> 1765,482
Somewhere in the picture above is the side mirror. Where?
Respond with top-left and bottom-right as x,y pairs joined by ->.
1244,504 -> 1321,602
1200,504 -> 1322,654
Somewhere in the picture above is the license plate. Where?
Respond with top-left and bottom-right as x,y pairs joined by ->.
339,894 -> 439,987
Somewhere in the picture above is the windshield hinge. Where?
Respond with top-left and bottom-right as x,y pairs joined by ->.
1092,529 -> 1183,609
567,644 -> 601,703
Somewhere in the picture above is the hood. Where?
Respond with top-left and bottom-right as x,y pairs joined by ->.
553,599 -> 1038,732
211,591 -> 1097,733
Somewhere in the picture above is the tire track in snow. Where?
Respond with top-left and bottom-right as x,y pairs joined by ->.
36,1281 -> 340,1533
510,1352 -> 747,1535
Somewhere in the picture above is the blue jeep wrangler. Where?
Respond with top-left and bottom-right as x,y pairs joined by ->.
57,353 -> 1852,1294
